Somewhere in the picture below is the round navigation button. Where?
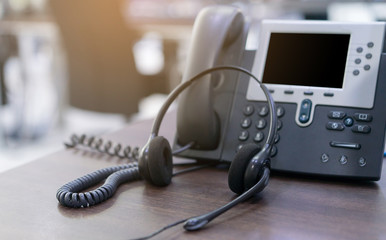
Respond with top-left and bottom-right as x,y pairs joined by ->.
343,117 -> 354,127
367,42 -> 374,48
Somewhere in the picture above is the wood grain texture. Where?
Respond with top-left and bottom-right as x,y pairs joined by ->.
0,113 -> 385,240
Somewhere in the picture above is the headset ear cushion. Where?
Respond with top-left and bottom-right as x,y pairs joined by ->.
228,143 -> 261,194
146,136 -> 173,186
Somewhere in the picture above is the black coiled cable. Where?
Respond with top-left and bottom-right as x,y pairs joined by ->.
64,134 -> 140,160
56,163 -> 141,208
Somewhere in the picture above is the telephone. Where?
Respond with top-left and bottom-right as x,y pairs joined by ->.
174,8 -> 386,180
57,6 -> 386,238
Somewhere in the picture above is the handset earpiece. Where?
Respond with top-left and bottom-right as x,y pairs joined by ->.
138,136 -> 173,187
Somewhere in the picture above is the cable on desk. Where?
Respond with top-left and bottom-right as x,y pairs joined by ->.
64,134 -> 141,160
56,161 -> 213,208
56,163 -> 141,208
59,133 -> 212,208
65,134 -> 195,160
130,218 -> 189,240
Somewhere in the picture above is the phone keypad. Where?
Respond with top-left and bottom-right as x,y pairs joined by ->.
238,104 -> 285,156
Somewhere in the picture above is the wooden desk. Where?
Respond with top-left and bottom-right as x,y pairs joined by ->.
0,114 -> 385,240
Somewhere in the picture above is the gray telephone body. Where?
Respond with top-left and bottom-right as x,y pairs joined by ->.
174,5 -> 386,180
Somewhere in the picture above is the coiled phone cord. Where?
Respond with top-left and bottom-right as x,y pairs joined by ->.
58,134 -> 202,208
64,134 -> 141,160
64,133 -> 195,160
56,163 -> 141,208
57,161 -> 212,208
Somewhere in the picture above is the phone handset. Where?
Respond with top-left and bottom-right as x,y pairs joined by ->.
176,6 -> 248,150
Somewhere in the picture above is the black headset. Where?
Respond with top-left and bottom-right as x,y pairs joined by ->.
137,65 -> 277,231
57,65 -> 277,235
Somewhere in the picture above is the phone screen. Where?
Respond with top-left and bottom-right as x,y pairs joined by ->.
262,33 -> 350,88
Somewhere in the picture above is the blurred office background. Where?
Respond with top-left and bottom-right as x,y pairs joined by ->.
0,0 -> 385,172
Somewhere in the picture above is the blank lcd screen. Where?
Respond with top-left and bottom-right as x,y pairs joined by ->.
262,33 -> 350,88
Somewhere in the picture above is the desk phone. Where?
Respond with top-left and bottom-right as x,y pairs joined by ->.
57,7 -> 386,237
174,16 -> 386,180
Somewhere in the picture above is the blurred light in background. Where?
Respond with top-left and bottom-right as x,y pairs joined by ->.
133,32 -> 165,75
328,2 -> 386,22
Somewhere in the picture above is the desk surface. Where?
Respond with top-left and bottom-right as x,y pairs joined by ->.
1,113 -> 385,240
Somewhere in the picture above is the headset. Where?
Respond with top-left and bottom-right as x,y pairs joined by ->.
57,65 -> 277,237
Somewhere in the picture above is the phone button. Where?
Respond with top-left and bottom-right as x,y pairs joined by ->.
241,118 -> 251,128
326,122 -> 345,131
270,146 -> 277,157
255,119 -> 267,129
243,105 -> 254,116
258,106 -> 269,117
358,157 -> 367,167
343,117 -> 354,127
352,124 -> 371,134
353,113 -> 372,122
328,111 -> 346,119
298,99 -> 312,123
321,153 -> 329,163
254,132 -> 264,142
238,130 -> 249,141
330,141 -> 361,150
277,120 -> 282,130
274,134 -> 280,143
276,106 -> 285,118
339,155 -> 348,165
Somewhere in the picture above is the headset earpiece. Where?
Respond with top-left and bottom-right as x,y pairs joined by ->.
138,136 -> 173,186
228,143 -> 262,194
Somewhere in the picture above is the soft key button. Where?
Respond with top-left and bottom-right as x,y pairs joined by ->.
354,113 -> 372,122
352,125 -> 371,134
326,122 -> 345,131
328,111 -> 346,119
